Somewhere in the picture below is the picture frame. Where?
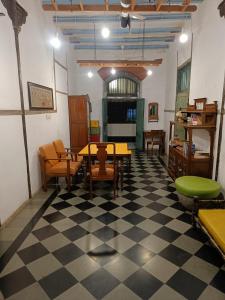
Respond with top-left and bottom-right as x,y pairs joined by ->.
194,98 -> 207,111
27,82 -> 54,110
148,102 -> 159,122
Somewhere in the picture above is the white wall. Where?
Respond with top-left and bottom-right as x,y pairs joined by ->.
164,0 -> 225,187
68,47 -> 167,132
0,0 -> 70,223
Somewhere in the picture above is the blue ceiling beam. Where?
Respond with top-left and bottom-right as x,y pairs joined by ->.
73,44 -> 169,50
63,26 -> 181,35
54,13 -> 191,23
70,36 -> 175,43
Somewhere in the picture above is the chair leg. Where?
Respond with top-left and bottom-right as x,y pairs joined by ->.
90,179 -> 93,200
43,176 -> 47,192
113,179 -> 116,200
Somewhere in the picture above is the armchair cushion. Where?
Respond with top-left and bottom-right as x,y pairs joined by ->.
49,161 -> 80,176
198,209 -> 225,253
39,144 -> 58,168
53,139 -> 66,156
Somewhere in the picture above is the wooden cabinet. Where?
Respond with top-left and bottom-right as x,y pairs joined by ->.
68,95 -> 91,153
168,100 -> 217,180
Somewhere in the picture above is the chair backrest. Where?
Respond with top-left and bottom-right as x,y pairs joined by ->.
145,130 -> 163,142
88,143 -> 116,176
53,139 -> 66,157
39,144 -> 59,171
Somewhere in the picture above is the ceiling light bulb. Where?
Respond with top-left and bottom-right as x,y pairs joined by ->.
111,68 -> 116,75
120,0 -> 130,8
50,35 -> 61,49
101,27 -> 110,39
179,33 -> 188,44
147,69 -> 153,76
87,71 -> 93,78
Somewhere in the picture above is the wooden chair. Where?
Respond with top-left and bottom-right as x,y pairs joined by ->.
53,139 -> 83,166
88,143 -> 118,200
145,130 -> 164,155
39,143 -> 81,192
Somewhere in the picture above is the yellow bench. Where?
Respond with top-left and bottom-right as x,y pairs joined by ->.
193,199 -> 225,260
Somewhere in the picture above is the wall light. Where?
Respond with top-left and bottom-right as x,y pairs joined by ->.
111,68 -> 116,75
87,71 -> 93,78
147,69 -> 153,76
50,34 -> 61,49
179,32 -> 188,44
101,27 -> 110,39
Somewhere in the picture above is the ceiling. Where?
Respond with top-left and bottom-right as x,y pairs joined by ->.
42,0 -> 204,52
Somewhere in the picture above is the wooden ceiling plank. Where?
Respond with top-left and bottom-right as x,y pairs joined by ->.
43,4 -> 197,12
51,0 -> 58,11
80,1 -> 84,11
77,59 -> 163,67
156,0 -> 164,12
131,0 -> 136,11
105,0 -> 109,11
182,0 -> 191,12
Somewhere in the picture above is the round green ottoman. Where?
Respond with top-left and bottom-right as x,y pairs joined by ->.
175,176 -> 221,210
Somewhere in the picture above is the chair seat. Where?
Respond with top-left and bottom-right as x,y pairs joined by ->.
91,164 -> 115,178
198,209 -> 225,253
175,176 -> 221,198
48,161 -> 80,176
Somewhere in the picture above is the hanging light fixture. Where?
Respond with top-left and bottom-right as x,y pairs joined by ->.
87,71 -> 94,78
101,27 -> 110,38
179,32 -> 188,44
50,13 -> 61,49
147,69 -> 153,76
111,68 -> 116,75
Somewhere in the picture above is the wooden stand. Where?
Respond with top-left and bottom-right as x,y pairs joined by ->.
168,100 -> 217,180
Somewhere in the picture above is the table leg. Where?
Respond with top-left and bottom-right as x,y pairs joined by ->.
120,158 -> 124,190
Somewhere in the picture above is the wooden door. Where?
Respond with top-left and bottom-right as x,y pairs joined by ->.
68,95 -> 89,153
136,98 -> 145,150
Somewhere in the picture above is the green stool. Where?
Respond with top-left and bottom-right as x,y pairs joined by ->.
175,176 -> 221,210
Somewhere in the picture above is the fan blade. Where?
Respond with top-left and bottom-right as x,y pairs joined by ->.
130,14 -> 145,20
0,12 -> 5,16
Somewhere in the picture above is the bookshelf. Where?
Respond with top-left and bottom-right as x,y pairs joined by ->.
168,100 -> 217,180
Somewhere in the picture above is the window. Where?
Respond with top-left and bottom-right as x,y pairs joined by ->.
107,77 -> 138,97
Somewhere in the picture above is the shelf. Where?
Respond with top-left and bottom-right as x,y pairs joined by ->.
181,110 -> 217,114
182,124 -> 216,129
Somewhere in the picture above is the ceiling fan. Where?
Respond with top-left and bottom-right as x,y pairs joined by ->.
120,0 -> 145,29
0,12 -> 5,16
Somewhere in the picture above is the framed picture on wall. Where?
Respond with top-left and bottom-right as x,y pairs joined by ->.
148,102 -> 159,122
27,82 -> 54,110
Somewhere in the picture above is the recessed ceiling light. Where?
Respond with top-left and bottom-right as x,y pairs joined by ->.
147,69 -> 153,76
111,68 -> 116,75
50,34 -> 61,49
87,71 -> 93,78
101,27 -> 110,39
179,33 -> 188,44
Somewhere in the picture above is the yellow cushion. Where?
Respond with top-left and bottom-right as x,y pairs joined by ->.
48,161 -> 80,176
53,139 -> 65,155
198,209 -> 225,253
39,144 -> 58,167
91,163 -> 115,178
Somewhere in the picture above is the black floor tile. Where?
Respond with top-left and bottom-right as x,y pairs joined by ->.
144,193 -> 161,201
123,226 -> 149,243
150,213 -> 173,225
147,202 -> 167,212
0,267 -> 35,298
124,269 -> 162,299
18,243 -> 49,264
167,269 -> 207,300
70,212 -> 92,224
123,244 -> 154,266
123,193 -> 140,201
39,268 -> 77,298
154,227 -> 180,243
159,244 -> 191,267
97,212 -> 119,225
123,202 -> 142,211
76,201 -> 95,211
195,244 -> 224,268
62,225 -> 88,241
32,225 -> 58,241
93,226 -> 119,242
89,244 -> 117,266
43,211 -> 65,223
59,192 -> 76,200
123,213 -> 145,225
99,202 -> 119,211
52,201 -> 72,210
81,269 -> 120,299
211,270 -> 225,294
53,243 -> 84,265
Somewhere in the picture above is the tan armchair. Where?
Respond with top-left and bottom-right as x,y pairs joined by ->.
53,139 -> 83,166
39,143 -> 80,192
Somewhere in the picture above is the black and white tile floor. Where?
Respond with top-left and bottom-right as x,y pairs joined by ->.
1,152 -> 225,299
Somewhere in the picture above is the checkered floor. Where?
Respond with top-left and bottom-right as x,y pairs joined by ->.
1,153 -> 225,300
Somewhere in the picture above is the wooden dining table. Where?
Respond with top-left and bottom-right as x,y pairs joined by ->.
78,143 -> 132,189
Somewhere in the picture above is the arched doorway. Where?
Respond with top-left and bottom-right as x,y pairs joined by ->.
102,72 -> 145,150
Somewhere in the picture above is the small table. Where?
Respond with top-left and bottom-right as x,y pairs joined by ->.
78,143 -> 132,189
143,130 -> 166,154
